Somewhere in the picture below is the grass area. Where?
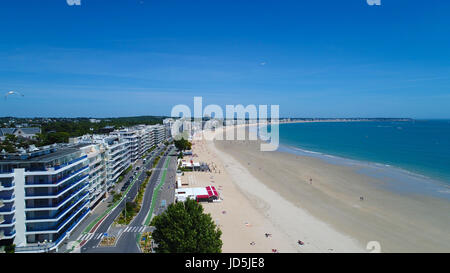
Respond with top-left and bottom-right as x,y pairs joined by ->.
153,156 -> 161,168
142,146 -> 156,159
111,191 -> 122,203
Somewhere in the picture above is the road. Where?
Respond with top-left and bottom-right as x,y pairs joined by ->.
82,145 -> 175,253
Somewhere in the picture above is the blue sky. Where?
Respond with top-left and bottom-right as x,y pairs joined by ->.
0,0 -> 449,118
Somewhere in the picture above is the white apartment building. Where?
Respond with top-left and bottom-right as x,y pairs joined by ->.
0,144 -> 91,252
78,144 -> 107,209
94,135 -> 131,190
0,122 -> 169,252
163,118 -> 175,138
115,125 -> 166,163
114,129 -> 140,163
151,124 -> 166,145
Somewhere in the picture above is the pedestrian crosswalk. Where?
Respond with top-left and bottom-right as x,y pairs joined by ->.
123,226 -> 147,233
79,232 -> 104,241
78,226 -> 147,242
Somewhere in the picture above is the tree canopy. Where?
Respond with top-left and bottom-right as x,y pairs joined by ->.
150,199 -> 222,253
174,138 -> 191,151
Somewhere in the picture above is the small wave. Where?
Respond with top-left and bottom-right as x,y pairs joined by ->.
291,147 -> 323,155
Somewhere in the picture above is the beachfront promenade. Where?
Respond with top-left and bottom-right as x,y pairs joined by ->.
59,144 -> 176,253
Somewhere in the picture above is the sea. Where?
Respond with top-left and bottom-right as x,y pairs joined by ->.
264,120 -> 450,200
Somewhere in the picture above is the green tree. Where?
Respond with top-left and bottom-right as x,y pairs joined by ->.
150,199 -> 222,253
4,244 -> 15,253
174,138 -> 191,151
45,132 -> 70,144
5,134 -> 18,143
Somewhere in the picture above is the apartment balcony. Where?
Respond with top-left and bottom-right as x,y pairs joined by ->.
27,156 -> 88,176
0,217 -> 16,227
25,183 -> 88,210
0,182 -> 15,192
0,230 -> 16,240
26,193 -> 89,223
90,191 -> 104,207
16,207 -> 90,253
90,177 -> 105,192
0,194 -> 15,203
0,204 -> 15,215
109,155 -> 130,170
25,202 -> 89,234
53,155 -> 88,171
109,146 -> 127,157
25,175 -> 88,199
0,172 -> 14,178
89,164 -> 104,176
25,165 -> 89,187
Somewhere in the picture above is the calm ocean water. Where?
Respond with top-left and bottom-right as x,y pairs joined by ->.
266,120 -> 450,199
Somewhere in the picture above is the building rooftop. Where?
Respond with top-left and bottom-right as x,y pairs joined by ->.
0,127 -> 41,137
0,143 -> 90,163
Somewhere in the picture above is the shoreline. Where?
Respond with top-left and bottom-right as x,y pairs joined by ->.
263,121 -> 450,200
276,143 -> 450,202
190,124 -> 450,252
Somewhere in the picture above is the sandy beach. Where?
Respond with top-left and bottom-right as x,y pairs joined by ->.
177,125 -> 450,253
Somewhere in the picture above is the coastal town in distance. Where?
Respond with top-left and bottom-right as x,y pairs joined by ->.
1,0 -> 450,266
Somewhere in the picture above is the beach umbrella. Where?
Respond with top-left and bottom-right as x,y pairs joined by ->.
4,91 -> 24,100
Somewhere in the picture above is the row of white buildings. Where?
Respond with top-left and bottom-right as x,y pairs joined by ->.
0,123 -> 170,252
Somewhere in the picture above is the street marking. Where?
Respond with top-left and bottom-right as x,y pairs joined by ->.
82,233 -> 94,241
122,226 -> 147,233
